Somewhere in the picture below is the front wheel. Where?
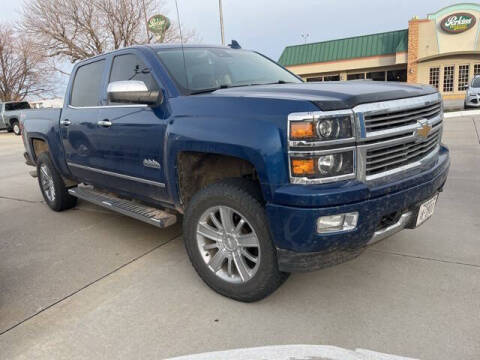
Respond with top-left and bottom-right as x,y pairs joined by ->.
183,179 -> 289,302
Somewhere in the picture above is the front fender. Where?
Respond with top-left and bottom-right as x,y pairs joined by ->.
165,114 -> 288,205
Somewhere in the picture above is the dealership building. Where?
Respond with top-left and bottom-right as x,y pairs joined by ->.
278,3 -> 480,100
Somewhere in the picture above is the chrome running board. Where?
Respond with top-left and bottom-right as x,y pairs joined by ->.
68,186 -> 177,228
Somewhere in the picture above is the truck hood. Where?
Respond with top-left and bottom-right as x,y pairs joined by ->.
212,81 -> 438,111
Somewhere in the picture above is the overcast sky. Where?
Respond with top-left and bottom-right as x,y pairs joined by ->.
164,0 -> 460,59
0,0 -> 464,96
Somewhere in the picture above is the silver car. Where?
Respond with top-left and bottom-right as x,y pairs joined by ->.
0,101 -> 31,135
465,75 -> 480,108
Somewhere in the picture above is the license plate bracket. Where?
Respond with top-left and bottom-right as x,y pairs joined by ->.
416,194 -> 438,227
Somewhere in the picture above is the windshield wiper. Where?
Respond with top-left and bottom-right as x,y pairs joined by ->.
189,87 -> 221,95
190,83 -> 252,95
252,80 -> 298,85
189,81 -> 298,95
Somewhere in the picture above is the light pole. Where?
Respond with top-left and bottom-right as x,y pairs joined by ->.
142,0 -> 151,43
219,0 -> 225,45
301,33 -> 310,44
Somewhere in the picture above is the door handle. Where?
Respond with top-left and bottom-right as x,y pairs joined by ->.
60,119 -> 71,126
97,120 -> 112,128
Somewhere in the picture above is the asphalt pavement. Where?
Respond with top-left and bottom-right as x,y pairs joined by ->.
0,116 -> 479,360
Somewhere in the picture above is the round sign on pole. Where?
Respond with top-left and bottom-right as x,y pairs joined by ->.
147,14 -> 171,35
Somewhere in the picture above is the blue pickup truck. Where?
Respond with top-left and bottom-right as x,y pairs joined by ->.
21,44 -> 450,302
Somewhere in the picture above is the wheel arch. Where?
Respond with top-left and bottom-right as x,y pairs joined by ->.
29,136 -> 77,187
9,117 -> 19,126
175,150 -> 264,209
31,137 -> 50,161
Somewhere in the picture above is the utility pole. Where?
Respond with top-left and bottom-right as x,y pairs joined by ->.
219,0 -> 225,45
142,0 -> 151,43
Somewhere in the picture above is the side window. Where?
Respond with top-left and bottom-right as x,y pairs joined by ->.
70,60 -> 106,107
108,54 -> 159,101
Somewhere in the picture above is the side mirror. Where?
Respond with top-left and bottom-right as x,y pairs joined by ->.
107,81 -> 163,106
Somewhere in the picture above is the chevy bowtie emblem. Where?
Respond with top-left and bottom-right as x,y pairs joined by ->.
143,159 -> 161,169
415,120 -> 432,142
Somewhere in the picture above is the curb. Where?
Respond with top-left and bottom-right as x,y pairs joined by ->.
444,109 -> 480,118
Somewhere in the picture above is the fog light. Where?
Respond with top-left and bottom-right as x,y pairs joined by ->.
316,212 -> 358,233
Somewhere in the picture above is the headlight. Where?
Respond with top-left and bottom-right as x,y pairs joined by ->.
289,112 -> 354,143
316,115 -> 352,140
290,149 -> 355,182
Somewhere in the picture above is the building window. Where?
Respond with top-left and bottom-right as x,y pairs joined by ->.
306,76 -> 323,82
443,66 -> 454,92
347,73 -> 365,80
474,64 -> 480,76
387,69 -> 407,82
429,67 -> 440,89
324,75 -> 340,81
458,65 -> 470,91
366,71 -> 386,81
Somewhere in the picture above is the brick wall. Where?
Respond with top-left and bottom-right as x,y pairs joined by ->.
407,18 -> 420,83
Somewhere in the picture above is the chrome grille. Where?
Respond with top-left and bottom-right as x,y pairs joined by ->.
365,130 -> 440,176
355,93 -> 443,181
364,101 -> 441,133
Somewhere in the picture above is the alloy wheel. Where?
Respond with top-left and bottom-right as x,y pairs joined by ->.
196,206 -> 261,284
39,164 -> 56,202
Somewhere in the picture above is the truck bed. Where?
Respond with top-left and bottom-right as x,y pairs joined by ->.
22,108 -> 62,124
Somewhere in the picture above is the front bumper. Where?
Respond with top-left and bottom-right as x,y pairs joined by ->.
268,145 -> 450,272
465,94 -> 480,107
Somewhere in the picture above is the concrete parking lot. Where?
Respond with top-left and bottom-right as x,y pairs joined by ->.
0,117 -> 479,360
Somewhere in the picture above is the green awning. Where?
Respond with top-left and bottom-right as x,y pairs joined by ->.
279,29 -> 408,66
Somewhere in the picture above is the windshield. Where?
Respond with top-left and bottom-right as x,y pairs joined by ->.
156,48 -> 302,94
472,77 -> 480,88
5,102 -> 31,111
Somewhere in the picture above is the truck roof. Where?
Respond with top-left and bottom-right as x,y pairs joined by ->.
148,44 -> 232,50
74,44 -> 242,65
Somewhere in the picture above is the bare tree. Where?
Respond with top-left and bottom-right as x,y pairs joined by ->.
0,25 -> 55,101
21,0 -> 196,63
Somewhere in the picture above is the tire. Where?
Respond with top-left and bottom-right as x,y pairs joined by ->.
36,152 -> 77,211
183,178 -> 289,302
12,120 -> 21,135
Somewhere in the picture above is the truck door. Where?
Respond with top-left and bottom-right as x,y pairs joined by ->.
60,58 -> 106,182
92,52 -> 169,203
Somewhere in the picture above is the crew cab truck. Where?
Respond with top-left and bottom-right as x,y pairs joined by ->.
1,101 -> 31,135
21,44 -> 450,302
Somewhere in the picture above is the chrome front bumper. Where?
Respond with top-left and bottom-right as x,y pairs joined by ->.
466,94 -> 480,107
367,211 -> 413,245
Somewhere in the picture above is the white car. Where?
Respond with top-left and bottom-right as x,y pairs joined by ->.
465,75 -> 480,108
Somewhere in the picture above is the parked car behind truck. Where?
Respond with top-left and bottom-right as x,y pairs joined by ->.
1,101 -> 31,135
465,75 -> 480,108
21,44 -> 450,302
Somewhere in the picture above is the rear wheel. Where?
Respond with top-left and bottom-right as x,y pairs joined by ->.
12,120 -> 21,135
183,179 -> 289,302
36,153 -> 77,211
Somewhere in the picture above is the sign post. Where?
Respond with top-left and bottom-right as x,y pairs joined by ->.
147,14 -> 171,43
